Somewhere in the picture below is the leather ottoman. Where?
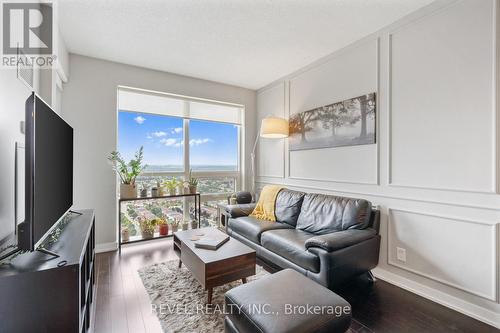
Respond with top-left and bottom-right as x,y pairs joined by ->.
224,269 -> 352,333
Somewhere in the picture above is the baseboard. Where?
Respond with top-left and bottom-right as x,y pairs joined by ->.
373,267 -> 500,329
95,241 -> 118,253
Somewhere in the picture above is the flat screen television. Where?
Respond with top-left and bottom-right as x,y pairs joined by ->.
17,92 -> 73,251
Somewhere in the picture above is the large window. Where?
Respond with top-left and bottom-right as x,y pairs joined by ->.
117,87 -> 243,227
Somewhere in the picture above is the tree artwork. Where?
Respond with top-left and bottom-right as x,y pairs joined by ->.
289,93 -> 376,151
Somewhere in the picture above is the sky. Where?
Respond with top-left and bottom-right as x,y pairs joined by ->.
118,111 -> 238,169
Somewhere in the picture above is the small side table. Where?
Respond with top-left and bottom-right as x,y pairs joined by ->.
216,203 -> 230,230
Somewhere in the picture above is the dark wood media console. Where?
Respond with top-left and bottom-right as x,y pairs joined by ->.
0,209 -> 96,333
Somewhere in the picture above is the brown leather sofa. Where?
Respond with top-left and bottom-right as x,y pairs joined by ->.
224,189 -> 381,290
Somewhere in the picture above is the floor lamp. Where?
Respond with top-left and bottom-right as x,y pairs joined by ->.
251,116 -> 289,198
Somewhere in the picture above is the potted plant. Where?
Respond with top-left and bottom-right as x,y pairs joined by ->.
188,169 -> 198,194
177,181 -> 185,195
157,179 -> 165,197
121,227 -> 130,242
190,219 -> 198,229
140,186 -> 148,198
182,220 -> 189,231
170,218 -> 180,233
108,146 -> 146,199
151,186 -> 159,197
138,215 -> 157,239
165,178 -> 177,196
158,218 -> 169,236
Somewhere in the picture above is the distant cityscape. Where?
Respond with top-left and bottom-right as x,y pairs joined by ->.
143,164 -> 238,172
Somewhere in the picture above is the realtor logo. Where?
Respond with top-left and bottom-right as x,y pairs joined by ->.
2,2 -> 53,55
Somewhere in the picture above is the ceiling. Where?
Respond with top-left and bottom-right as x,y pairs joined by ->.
59,0 -> 434,90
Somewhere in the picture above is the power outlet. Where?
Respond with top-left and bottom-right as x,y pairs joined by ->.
396,247 -> 406,262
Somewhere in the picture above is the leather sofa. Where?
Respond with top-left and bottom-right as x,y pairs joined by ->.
224,189 -> 381,290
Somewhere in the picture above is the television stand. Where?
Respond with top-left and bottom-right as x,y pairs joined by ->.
36,247 -> 60,258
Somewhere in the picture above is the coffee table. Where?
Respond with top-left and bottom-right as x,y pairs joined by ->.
173,227 -> 256,304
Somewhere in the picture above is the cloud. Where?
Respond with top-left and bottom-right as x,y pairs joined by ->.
160,138 -> 183,147
172,127 -> 183,134
134,116 -> 146,124
189,138 -> 211,146
152,131 -> 167,137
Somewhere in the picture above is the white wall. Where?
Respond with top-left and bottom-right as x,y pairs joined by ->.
61,54 -> 256,251
257,0 -> 500,328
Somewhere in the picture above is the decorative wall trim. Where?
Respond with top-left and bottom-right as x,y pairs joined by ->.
386,0 -> 498,195
286,38 -> 380,186
256,179 -> 500,212
387,208 -> 498,302
373,267 -> 500,329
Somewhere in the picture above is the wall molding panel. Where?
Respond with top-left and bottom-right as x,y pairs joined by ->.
387,0 -> 497,194
387,209 -> 498,302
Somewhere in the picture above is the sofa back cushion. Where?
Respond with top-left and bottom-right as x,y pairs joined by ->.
275,189 -> 306,227
296,193 -> 372,234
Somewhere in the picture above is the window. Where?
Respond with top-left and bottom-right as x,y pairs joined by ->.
117,87 -> 243,228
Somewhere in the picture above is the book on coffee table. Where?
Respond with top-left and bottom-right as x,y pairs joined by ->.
194,235 -> 230,250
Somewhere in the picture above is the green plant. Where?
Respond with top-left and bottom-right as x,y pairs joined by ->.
188,169 -> 198,186
164,178 -> 178,191
108,146 -> 146,184
137,215 -> 158,236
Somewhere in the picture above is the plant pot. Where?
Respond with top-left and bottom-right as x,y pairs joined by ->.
121,228 -> 130,242
168,188 -> 176,196
171,225 -> 178,233
151,187 -> 159,197
184,187 -> 190,195
182,223 -> 189,231
120,183 -> 137,199
159,224 -> 169,236
140,188 -> 148,198
141,229 -> 154,239
158,188 -> 165,197
190,220 -> 198,229
189,185 -> 197,194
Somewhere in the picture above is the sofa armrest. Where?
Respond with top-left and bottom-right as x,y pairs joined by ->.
305,229 -> 377,252
223,203 -> 256,218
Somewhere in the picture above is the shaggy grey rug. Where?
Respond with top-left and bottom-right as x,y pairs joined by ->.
138,260 -> 269,333
138,260 -> 367,333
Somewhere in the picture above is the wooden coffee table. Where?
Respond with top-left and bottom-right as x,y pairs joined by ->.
173,227 -> 256,304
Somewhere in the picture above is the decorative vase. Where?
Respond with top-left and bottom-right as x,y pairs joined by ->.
171,225 -> 178,233
159,224 -> 169,236
141,229 -> 154,239
182,223 -> 189,231
190,220 -> 198,229
120,183 -> 137,199
151,187 -> 159,197
121,228 -> 130,242
140,188 -> 148,198
189,185 -> 197,194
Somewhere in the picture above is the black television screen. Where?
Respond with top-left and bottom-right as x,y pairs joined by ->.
21,93 -> 73,250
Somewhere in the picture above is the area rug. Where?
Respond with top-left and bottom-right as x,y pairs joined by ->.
138,260 -> 369,333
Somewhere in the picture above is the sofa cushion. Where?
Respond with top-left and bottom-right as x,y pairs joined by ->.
274,189 -> 306,227
296,193 -> 372,235
261,229 -> 320,273
227,216 -> 293,244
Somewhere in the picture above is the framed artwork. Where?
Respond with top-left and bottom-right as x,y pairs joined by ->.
289,93 -> 376,151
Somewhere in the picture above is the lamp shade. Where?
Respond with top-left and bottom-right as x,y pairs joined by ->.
260,116 -> 288,138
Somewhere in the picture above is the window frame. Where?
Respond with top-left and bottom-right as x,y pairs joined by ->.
117,87 -> 244,203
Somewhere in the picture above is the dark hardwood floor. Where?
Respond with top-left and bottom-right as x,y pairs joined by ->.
94,239 -> 499,333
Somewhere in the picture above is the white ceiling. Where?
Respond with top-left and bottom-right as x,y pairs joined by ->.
59,0 -> 434,90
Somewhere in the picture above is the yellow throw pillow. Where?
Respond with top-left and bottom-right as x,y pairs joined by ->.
249,185 -> 284,221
